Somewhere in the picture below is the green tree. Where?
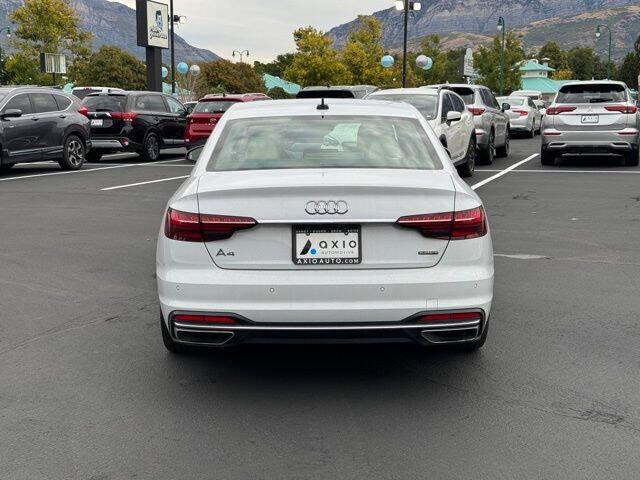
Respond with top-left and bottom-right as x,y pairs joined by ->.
254,53 -> 295,79
341,16 -> 390,86
473,32 -> 524,94
567,47 -> 601,80
617,36 -> 640,89
552,69 -> 574,81
537,42 -> 569,70
284,26 -> 351,87
408,35 -> 454,85
68,46 -> 146,90
195,59 -> 265,98
267,86 -> 291,99
7,0 -> 91,85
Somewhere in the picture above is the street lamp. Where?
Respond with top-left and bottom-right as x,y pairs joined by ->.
395,1 -> 421,87
169,0 -> 187,94
497,16 -> 505,96
596,24 -> 612,79
232,50 -> 250,63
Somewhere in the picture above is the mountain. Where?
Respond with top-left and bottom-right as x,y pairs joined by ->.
327,0 -> 640,56
0,0 -> 219,63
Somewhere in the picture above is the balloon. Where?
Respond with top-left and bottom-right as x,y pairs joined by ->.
189,64 -> 201,76
161,66 -> 168,78
381,55 -> 395,68
177,62 -> 189,74
416,55 -> 433,71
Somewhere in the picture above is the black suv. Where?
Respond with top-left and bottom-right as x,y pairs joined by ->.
83,91 -> 188,162
0,87 -> 91,171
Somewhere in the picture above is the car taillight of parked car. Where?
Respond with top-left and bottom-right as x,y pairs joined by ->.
396,207 -> 487,240
467,107 -> 485,116
77,107 -> 89,117
545,106 -> 576,116
512,109 -> 529,117
165,208 -> 258,242
604,105 -> 638,114
110,112 -> 138,124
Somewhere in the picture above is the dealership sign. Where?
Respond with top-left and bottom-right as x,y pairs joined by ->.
136,0 -> 169,49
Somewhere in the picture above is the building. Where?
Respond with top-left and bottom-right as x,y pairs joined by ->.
519,59 -> 569,102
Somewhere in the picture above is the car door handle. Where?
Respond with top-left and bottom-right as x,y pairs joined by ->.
31,117 -> 39,121
59,114 -> 67,119
153,116 -> 160,121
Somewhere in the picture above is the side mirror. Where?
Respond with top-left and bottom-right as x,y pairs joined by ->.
446,111 -> 462,123
1,109 -> 22,118
186,145 -> 204,162
501,103 -> 511,112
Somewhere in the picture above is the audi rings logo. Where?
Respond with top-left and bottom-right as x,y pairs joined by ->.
305,200 -> 349,215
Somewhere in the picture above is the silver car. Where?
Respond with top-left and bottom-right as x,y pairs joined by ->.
497,96 -> 542,137
541,81 -> 640,166
426,84 -> 510,164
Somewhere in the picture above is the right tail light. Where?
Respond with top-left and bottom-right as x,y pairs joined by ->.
396,206 -> 487,240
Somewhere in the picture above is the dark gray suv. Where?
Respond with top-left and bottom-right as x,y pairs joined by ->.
0,87 -> 91,171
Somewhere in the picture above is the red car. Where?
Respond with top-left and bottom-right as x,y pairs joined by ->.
184,93 -> 271,147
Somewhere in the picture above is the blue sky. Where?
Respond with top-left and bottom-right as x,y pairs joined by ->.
111,0 -> 390,62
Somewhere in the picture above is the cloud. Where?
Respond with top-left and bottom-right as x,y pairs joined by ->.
109,0 -> 391,61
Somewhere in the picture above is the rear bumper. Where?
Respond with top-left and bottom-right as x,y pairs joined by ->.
510,117 -> 532,130
167,310 -> 488,346
542,129 -> 639,153
156,236 -> 494,344
90,137 -> 141,152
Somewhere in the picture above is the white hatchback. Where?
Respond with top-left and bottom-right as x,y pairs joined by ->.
156,99 -> 494,352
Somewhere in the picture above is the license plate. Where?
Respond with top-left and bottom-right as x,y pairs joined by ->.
293,226 -> 361,265
91,119 -> 104,127
581,115 -> 599,124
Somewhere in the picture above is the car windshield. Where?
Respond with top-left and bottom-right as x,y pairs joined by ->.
556,84 -> 626,104
207,115 -> 442,172
369,94 -> 438,120
194,100 -> 238,113
83,95 -> 127,112
504,97 -> 526,106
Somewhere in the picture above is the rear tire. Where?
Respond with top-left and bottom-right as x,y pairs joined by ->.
624,148 -> 639,167
140,132 -> 161,162
58,135 -> 85,170
457,137 -> 476,178
541,149 -> 556,166
496,128 -> 510,158
86,150 -> 103,162
161,316 -> 191,354
479,130 -> 495,165
529,121 -> 536,138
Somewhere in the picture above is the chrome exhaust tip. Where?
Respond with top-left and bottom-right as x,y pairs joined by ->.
174,328 -> 235,346
420,324 -> 481,344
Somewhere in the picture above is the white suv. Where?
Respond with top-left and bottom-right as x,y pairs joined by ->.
366,88 -> 477,177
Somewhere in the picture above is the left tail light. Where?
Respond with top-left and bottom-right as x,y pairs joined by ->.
165,208 -> 257,242
396,206 -> 487,240
78,107 -> 89,117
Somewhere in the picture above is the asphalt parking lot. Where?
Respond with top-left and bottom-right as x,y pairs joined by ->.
2,137 -> 640,479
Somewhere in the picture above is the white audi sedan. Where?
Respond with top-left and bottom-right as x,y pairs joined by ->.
156,99 -> 494,352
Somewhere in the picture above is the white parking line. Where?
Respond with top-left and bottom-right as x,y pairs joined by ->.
479,169 -> 640,174
0,159 -> 185,183
471,154 -> 539,190
101,175 -> 189,191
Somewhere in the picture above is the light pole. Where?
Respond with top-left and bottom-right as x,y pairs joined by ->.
497,16 -> 505,96
169,0 -> 187,94
596,24 -> 612,79
395,1 -> 421,87
232,50 -> 250,63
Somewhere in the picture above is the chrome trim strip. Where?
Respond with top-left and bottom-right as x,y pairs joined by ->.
173,320 -> 481,332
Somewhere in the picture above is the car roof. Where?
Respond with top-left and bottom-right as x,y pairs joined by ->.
0,86 -> 68,94
201,93 -> 269,101
426,84 -> 480,90
368,88 -> 438,96
221,98 -> 424,121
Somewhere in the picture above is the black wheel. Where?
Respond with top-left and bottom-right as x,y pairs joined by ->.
541,149 -> 555,166
0,163 -> 15,171
58,135 -> 85,170
624,148 -> 639,167
454,322 -> 489,352
141,132 -> 160,162
528,121 -> 536,138
86,150 -> 103,162
458,136 -> 476,178
161,316 -> 191,354
479,130 -> 495,165
496,128 -> 510,158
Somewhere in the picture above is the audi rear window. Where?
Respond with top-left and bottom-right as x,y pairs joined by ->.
207,115 -> 442,172
556,84 -> 627,104
83,95 -> 127,112
194,100 -> 238,113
